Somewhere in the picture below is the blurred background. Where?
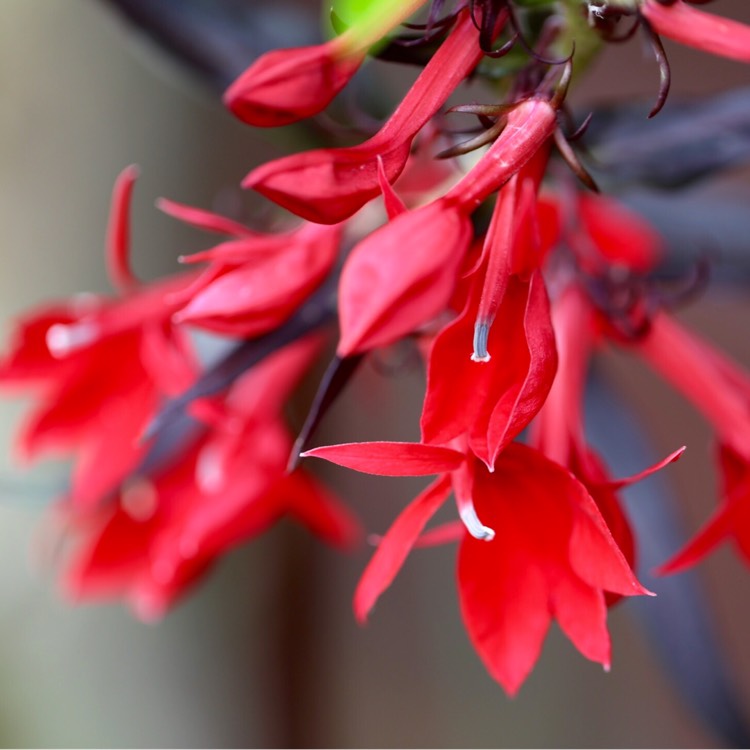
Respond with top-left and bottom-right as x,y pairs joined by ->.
1,0 -> 750,745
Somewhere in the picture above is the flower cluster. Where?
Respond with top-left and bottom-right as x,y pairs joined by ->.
4,0 -> 750,695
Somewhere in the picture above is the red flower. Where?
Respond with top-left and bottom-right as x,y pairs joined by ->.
63,337 -> 360,619
336,198 -> 471,356
658,443 -> 750,574
0,167 -> 197,508
421,270 -> 556,469
224,0 -> 429,127
421,157 -> 558,468
443,95 -> 559,211
532,286 -> 683,599
641,0 -> 750,63
224,40 -> 366,127
243,9 -> 492,224
167,213 -> 342,337
335,93 -> 561,358
302,439 -> 650,694
570,192 -> 663,275
633,311 -> 750,570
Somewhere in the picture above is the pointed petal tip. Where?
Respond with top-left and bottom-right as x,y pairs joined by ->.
123,164 -> 141,180
353,595 -> 372,626
241,170 -> 259,191
652,558 -> 686,577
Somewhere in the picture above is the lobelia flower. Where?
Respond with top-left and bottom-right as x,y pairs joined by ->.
301,438 -> 652,694
243,8 -> 497,224
0,167 -> 198,509
224,0 -> 429,127
421,157 -> 559,469
640,0 -> 750,63
159,201 -> 342,336
336,91 -> 561,357
336,198 -> 472,356
63,336 -> 360,620
631,311 -> 750,572
531,284 -> 684,600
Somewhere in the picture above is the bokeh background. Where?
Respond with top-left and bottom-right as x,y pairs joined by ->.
1,0 -> 750,746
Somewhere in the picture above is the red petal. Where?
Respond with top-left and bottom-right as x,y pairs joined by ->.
285,472 -> 362,550
446,98 -> 557,209
414,520 -> 465,547
484,272 -> 557,466
421,273 -> 556,468
223,41 -> 364,127
551,576 -> 611,668
106,165 -> 140,294
602,446 -> 685,490
657,503 -> 737,575
242,10 -> 486,223
578,193 -> 662,274
377,155 -> 407,220
569,486 -> 653,597
458,531 -> 551,695
302,442 -> 464,476
337,201 -> 469,356
244,140 -> 412,225
354,475 -> 451,623
157,198 -> 257,237
642,0 -> 750,63
177,225 -> 339,333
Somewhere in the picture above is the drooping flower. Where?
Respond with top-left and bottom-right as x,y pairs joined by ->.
335,90 -> 561,357
63,336 -> 360,620
161,205 -> 342,336
302,438 -> 651,694
243,8 -> 495,224
224,0 -> 429,127
632,310 -> 750,570
420,153 -> 558,469
336,198 -> 471,356
0,167 -> 198,509
658,443 -> 750,573
420,261 -> 557,469
531,284 -> 683,599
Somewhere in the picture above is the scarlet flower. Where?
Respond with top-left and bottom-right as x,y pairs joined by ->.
632,311 -> 750,570
302,439 -> 651,694
63,336 -> 360,620
335,93 -> 560,357
640,0 -> 750,63
224,0 -> 429,127
658,443 -> 750,573
0,167 -> 198,509
532,286 -> 684,599
224,41 -> 366,128
336,199 -> 471,356
570,192 -> 663,275
420,266 -> 557,469
162,204 -> 342,336
243,9 -> 492,224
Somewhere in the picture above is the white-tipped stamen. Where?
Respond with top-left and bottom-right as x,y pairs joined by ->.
196,444 -> 225,493
46,321 -> 98,357
121,478 -> 157,522
471,321 -> 492,363
459,502 -> 496,541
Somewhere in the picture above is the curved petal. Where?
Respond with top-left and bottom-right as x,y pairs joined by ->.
302,441 -> 464,476
354,475 -> 451,623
